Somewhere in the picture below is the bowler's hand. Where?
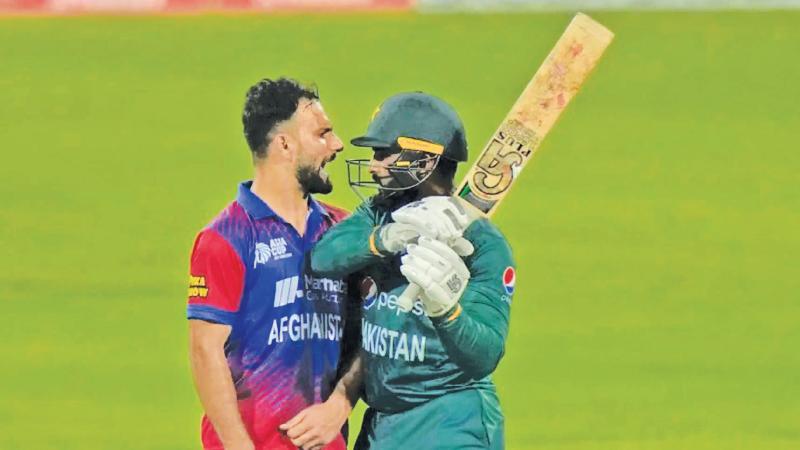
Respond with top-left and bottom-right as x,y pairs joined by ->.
279,395 -> 350,450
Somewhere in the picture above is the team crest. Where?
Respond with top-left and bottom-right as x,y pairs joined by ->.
502,267 -> 515,295
360,277 -> 378,310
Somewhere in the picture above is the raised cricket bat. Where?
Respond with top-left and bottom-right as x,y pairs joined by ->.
398,12 -> 614,312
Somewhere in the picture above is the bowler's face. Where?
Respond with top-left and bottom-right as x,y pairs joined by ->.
293,100 -> 344,194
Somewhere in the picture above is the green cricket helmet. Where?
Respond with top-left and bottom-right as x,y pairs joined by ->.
347,92 -> 468,196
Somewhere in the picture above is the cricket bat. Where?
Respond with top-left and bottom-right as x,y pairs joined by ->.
398,12 -> 614,312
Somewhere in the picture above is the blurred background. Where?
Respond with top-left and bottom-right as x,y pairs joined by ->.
1,0 -> 798,449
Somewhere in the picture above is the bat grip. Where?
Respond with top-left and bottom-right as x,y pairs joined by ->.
397,283 -> 422,312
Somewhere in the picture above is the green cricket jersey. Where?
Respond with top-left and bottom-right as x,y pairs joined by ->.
311,198 -> 515,416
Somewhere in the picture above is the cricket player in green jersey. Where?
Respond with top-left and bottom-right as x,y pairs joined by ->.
279,92 -> 515,450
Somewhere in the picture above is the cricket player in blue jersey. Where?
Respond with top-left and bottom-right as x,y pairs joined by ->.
281,92 -> 515,449
186,78 -> 354,450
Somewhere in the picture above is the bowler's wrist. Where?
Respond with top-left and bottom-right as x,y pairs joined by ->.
326,390 -> 353,422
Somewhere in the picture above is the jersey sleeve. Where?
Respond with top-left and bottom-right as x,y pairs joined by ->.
430,220 -> 515,379
310,201 -> 385,278
318,200 -> 351,224
186,229 -> 246,325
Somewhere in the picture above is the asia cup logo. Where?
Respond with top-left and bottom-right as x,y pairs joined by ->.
254,242 -> 272,267
502,266 -> 515,295
360,277 -> 378,310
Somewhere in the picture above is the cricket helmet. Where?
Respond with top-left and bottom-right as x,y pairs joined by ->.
347,92 -> 468,197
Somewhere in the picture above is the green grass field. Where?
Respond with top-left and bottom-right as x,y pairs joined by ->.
1,10 -> 798,450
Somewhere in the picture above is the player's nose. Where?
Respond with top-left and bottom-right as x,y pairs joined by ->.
330,132 -> 344,153
368,158 -> 383,175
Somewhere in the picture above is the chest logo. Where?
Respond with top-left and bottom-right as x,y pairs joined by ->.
274,276 -> 303,307
254,238 -> 293,268
360,277 -> 378,310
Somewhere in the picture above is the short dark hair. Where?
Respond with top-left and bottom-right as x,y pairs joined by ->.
242,78 -> 319,158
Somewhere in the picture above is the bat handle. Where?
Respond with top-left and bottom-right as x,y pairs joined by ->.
397,283 -> 422,312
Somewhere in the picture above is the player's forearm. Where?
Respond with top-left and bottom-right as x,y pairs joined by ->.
333,353 -> 364,409
337,281 -> 363,390
304,354 -> 363,437
278,353 -> 364,448
431,299 -> 508,379
190,343 -> 251,447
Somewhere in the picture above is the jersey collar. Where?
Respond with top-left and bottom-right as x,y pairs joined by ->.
237,181 -> 276,219
308,195 -> 331,220
237,181 -> 331,221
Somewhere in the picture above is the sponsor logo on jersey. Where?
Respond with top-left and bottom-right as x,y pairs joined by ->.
502,266 -> 515,295
274,276 -> 303,307
254,238 -> 293,267
304,274 -> 347,304
362,288 -> 425,316
187,274 -> 208,298
360,277 -> 378,310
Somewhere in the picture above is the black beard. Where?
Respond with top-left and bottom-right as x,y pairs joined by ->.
297,165 -> 332,196
370,173 -> 453,211
371,187 -> 421,211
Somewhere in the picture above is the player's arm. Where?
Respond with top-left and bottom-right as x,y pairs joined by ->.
189,321 -> 253,450
430,278 -> 510,379
401,224 -> 513,379
280,354 -> 364,449
312,201 -> 422,276
186,230 -> 251,449
279,275 -> 364,448
311,202 -> 379,277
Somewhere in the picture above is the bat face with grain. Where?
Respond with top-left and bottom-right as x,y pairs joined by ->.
456,13 -> 614,218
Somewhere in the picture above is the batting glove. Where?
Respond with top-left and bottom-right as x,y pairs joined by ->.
374,222 -> 425,255
400,237 -> 471,317
392,196 -> 474,256
374,222 -> 473,257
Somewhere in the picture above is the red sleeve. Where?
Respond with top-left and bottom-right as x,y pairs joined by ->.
187,229 -> 245,317
318,201 -> 351,224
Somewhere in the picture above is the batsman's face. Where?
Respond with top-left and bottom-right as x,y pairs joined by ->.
292,99 -> 343,194
368,149 -> 401,187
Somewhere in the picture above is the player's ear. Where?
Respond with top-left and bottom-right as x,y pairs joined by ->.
280,133 -> 299,162
268,133 -> 293,161
278,134 -> 290,151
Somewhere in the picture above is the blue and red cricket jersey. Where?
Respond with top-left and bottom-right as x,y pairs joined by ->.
187,181 -> 349,450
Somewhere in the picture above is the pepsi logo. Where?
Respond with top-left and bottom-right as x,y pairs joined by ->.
360,277 -> 378,310
502,267 -> 515,295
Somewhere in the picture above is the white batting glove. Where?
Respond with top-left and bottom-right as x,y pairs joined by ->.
400,237 -> 471,317
392,196 -> 474,256
375,223 -> 424,254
